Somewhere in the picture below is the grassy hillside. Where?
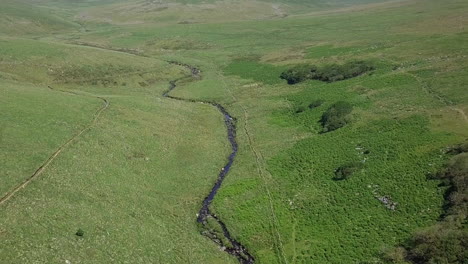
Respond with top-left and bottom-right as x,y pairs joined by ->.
0,35 -> 236,263
0,0 -> 467,263
0,0 -> 79,35
46,0 -> 396,26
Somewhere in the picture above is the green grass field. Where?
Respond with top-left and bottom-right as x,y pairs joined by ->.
1,0 -> 467,263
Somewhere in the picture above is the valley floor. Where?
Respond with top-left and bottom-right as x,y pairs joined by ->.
1,0 -> 467,263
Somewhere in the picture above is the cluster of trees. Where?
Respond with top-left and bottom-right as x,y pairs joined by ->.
320,101 -> 353,132
384,144 -> 468,263
280,61 -> 375,84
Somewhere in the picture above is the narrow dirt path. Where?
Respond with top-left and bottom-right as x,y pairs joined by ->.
291,219 -> 298,264
164,61 -> 254,264
240,109 -> 289,264
404,72 -> 468,125
453,107 -> 468,123
0,86 -> 109,206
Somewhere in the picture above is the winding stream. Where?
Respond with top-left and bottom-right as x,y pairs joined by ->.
163,62 -> 255,264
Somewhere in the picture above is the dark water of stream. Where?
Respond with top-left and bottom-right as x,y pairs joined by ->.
163,62 -> 255,264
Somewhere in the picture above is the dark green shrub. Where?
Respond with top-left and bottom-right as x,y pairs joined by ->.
295,106 -> 306,113
437,152 -> 468,217
280,64 -> 317,84
320,101 -> 353,132
402,224 -> 468,264
334,162 -> 363,180
447,143 -> 468,154
314,61 -> 375,82
280,61 -> 374,84
308,99 -> 324,109
294,100 -> 323,114
75,228 -> 84,237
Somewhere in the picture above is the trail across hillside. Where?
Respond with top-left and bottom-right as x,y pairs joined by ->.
163,61 -> 255,264
405,72 -> 468,124
0,87 -> 109,206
